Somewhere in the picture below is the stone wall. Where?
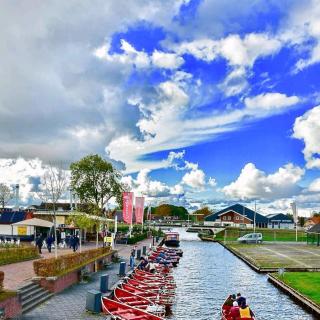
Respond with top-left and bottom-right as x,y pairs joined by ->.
0,294 -> 21,319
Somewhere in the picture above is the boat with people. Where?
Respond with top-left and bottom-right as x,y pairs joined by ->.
221,295 -> 256,320
163,231 -> 180,247
102,297 -> 164,320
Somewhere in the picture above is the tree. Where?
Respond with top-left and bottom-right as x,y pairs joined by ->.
39,164 -> 68,258
192,206 -> 213,222
0,183 -> 13,209
70,155 -> 124,211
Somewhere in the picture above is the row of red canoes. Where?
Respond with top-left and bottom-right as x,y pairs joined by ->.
102,246 -> 183,319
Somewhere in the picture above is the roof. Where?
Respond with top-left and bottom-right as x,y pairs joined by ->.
266,213 -> 294,223
307,223 -> 320,233
12,218 -> 53,228
0,211 -> 32,225
205,204 -> 268,223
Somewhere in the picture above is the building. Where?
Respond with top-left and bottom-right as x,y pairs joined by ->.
304,216 -> 320,230
266,213 -> 294,229
0,210 -> 34,237
204,204 -> 268,228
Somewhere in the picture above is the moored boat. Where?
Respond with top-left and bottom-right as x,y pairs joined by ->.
221,296 -> 256,320
102,297 -> 164,320
163,231 -> 180,247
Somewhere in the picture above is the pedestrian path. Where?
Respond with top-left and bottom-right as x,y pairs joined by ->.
14,238 -> 154,319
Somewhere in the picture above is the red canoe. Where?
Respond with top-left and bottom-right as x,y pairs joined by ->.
221,296 -> 256,320
126,278 -> 176,292
102,297 -> 164,320
114,287 -> 165,317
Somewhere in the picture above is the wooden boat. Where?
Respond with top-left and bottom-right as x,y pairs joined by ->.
127,278 -> 176,291
163,232 -> 180,247
114,287 -> 165,317
132,273 -> 176,286
102,297 -> 164,320
135,269 -> 174,280
221,296 -> 256,320
121,283 -> 174,306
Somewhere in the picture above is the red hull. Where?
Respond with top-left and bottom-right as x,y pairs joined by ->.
221,296 -> 256,320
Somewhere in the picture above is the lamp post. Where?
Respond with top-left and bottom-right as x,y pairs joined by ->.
254,200 -> 257,233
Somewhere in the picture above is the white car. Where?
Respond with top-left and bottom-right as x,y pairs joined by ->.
237,233 -> 263,244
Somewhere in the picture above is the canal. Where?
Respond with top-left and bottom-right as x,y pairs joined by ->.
169,228 -> 316,320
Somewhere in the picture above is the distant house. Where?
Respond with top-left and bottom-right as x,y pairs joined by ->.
266,213 -> 294,229
204,204 -> 268,228
304,216 -> 320,230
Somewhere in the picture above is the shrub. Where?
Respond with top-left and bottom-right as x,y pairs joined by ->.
0,246 -> 39,266
127,232 -> 148,244
33,247 -> 112,277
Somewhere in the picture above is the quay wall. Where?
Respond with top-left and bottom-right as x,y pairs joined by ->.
0,294 -> 21,319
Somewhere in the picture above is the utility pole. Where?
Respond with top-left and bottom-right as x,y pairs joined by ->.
254,200 -> 257,233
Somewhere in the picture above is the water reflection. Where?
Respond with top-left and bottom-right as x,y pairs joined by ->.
169,228 -> 316,320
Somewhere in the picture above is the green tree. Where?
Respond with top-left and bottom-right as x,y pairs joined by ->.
192,206 -> 213,221
70,154 -> 125,211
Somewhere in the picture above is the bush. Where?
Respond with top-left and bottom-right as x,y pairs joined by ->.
0,246 -> 39,266
33,247 -> 112,277
127,232 -> 148,244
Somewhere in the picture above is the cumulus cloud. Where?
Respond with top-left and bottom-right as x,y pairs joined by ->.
293,106 -> 320,169
182,167 -> 206,189
245,93 -> 300,110
222,163 -> 305,200
309,178 -> 320,192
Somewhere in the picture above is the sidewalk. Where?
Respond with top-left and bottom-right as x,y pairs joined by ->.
16,238 -> 154,320
0,238 -> 154,290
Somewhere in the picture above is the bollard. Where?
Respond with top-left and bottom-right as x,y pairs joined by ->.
119,261 -> 126,276
142,246 -> 147,255
100,274 -> 109,293
136,249 -> 141,260
156,236 -> 159,242
86,290 -> 101,313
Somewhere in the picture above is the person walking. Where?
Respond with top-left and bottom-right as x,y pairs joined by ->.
36,234 -> 44,254
46,235 -> 53,253
71,235 -> 77,252
129,250 -> 135,270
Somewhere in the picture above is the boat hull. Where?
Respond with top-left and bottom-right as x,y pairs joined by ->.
164,240 -> 180,247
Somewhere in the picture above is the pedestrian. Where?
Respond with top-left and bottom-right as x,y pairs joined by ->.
36,234 -> 44,254
71,235 -> 77,252
129,250 -> 135,270
75,234 -> 80,251
46,235 -> 53,253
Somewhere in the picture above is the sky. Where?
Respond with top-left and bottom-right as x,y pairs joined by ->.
0,0 -> 320,216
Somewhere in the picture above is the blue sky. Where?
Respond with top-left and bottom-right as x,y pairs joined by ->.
0,0 -> 320,215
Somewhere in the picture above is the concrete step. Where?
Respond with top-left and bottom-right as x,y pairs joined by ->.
22,292 -> 54,314
22,290 -> 51,308
18,282 -> 39,294
21,286 -> 45,302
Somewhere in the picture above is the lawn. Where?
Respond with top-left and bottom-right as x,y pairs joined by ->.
274,272 -> 320,306
215,228 -> 307,242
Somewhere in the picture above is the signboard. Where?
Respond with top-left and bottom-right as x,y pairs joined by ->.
17,226 -> 27,236
122,192 -> 134,224
135,197 -> 145,224
106,236 -> 113,243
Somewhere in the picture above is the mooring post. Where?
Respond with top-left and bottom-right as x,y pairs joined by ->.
100,274 -> 109,293
86,290 -> 101,313
142,246 -> 147,255
119,261 -> 126,276
136,249 -> 141,259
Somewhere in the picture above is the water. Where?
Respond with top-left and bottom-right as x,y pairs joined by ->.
169,228 -> 316,320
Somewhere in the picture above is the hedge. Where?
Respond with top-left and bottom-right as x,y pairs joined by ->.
0,271 -> 4,291
127,232 -> 148,244
33,247 -> 112,277
0,246 -> 39,266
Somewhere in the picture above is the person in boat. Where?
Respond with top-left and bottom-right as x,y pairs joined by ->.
236,293 -> 246,308
239,304 -> 254,319
225,294 -> 236,306
138,256 -> 148,270
228,301 -> 240,320
146,260 -> 156,273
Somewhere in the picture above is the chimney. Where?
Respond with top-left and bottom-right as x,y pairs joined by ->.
15,184 -> 19,210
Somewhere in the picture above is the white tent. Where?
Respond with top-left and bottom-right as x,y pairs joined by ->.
12,218 -> 53,228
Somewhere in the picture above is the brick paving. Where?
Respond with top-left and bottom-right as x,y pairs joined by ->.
13,238 -> 154,319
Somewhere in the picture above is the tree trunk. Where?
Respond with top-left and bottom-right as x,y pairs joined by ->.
96,223 -> 99,248
79,228 -> 82,253
53,204 -> 58,259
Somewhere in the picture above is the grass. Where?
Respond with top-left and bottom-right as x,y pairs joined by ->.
274,272 -> 320,306
0,290 -> 17,302
215,228 -> 307,242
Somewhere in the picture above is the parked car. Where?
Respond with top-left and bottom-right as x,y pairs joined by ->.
237,233 -> 263,244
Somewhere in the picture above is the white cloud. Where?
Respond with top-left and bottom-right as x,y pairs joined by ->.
208,177 -> 217,187
223,163 -> 305,200
182,168 -> 206,189
245,93 -> 300,110
309,178 -> 320,192
293,106 -> 320,169
151,50 -> 184,69
218,67 -> 249,97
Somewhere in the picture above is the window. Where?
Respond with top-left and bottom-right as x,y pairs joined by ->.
236,216 -> 239,220
228,216 -> 231,221
223,216 -> 226,220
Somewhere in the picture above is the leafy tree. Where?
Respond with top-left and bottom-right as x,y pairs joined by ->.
153,204 -> 189,220
192,206 -> 213,221
70,154 -> 125,211
0,183 -> 13,209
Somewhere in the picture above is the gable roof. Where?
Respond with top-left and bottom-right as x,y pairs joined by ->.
205,203 -> 268,223
308,223 -> 320,233
0,211 -> 33,225
266,213 -> 294,223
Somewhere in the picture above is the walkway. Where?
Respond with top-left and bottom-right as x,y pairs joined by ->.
16,238 -> 154,320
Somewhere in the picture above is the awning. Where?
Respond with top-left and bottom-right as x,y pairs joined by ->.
12,218 -> 53,228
